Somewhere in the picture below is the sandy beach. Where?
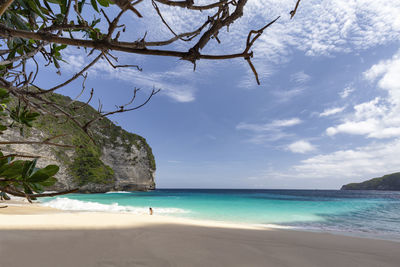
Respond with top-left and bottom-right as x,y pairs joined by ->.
1,202 -> 400,267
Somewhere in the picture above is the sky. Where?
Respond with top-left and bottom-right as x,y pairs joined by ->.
32,0 -> 400,189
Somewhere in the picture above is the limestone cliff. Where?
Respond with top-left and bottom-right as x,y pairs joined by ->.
0,93 -> 156,193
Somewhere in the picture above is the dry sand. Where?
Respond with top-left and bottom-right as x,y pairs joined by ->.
1,202 -> 400,267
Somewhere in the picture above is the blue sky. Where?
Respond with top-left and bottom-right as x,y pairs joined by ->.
33,0 -> 400,189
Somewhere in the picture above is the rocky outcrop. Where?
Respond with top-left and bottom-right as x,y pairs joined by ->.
100,141 -> 156,192
341,172 -> 400,191
0,93 -> 155,193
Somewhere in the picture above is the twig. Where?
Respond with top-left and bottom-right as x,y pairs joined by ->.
0,188 -> 79,198
0,154 -> 41,159
154,0 -> 229,10
290,0 -> 301,19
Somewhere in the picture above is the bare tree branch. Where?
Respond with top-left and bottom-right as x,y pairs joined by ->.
0,154 -> 41,159
0,187 -> 79,198
0,44 -> 45,66
0,0 -> 14,16
34,53 -> 102,94
155,0 -> 229,11
0,140 -> 74,148
290,0 -> 302,19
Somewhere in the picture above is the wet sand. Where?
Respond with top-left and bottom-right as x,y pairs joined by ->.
1,202 -> 399,267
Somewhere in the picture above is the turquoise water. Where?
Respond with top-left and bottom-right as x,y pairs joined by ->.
42,189 -> 400,240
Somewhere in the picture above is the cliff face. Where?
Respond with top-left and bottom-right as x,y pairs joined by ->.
0,94 -> 156,193
341,173 -> 400,191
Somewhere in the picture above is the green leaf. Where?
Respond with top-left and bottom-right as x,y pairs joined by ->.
0,160 -> 25,179
43,0 -> 54,14
26,0 -> 46,20
41,165 -> 59,177
91,0 -> 99,12
59,0 -> 67,13
22,159 -> 37,180
0,152 -> 8,168
78,0 -> 86,13
28,165 -> 59,183
23,184 -> 33,195
30,182 -> 44,193
53,57 -> 60,69
10,106 -> 40,127
39,177 -> 57,187
97,0 -> 110,7
0,88 -> 9,99
27,172 -> 48,183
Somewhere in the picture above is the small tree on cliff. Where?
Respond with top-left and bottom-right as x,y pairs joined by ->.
0,0 -> 301,202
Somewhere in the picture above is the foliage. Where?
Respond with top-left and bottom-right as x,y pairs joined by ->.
0,0 -> 301,200
341,173 -> 400,191
70,144 -> 114,186
34,93 -> 155,185
0,88 -> 61,200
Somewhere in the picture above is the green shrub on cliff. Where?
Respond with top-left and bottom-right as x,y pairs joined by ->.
0,89 -> 71,201
34,93 -> 156,186
70,145 -> 115,186
341,173 -> 400,190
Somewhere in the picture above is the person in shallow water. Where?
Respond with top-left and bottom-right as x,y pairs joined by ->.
149,207 -> 153,215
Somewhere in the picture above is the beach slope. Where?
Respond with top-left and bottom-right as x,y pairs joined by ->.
1,205 -> 399,267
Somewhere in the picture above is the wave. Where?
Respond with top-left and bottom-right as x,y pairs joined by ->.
105,191 -> 131,194
41,197 -> 189,215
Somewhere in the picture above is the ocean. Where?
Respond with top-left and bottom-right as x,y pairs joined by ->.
41,189 -> 400,241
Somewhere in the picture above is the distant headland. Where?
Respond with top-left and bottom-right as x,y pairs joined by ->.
341,172 -> 400,191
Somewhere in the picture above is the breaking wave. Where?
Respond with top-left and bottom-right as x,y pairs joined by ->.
41,197 -> 189,215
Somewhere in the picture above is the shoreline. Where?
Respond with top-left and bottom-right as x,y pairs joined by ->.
1,199 -> 399,242
2,200 -> 400,266
0,200 -> 287,231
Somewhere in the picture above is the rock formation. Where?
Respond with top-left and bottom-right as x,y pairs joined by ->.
341,172 -> 400,190
0,93 -> 155,193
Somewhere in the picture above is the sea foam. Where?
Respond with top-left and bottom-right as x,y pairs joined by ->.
41,197 -> 189,215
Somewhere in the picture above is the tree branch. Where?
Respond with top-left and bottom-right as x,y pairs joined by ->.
155,0 -> 228,10
0,24 -> 251,61
0,187 -> 79,198
0,0 -> 14,16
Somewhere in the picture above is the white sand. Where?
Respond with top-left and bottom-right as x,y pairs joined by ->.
1,201 -> 400,267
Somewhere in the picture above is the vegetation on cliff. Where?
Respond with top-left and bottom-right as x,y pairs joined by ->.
33,93 -> 156,186
341,173 -> 400,191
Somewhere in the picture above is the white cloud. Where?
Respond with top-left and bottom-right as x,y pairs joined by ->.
273,87 -> 306,102
237,118 -> 301,144
242,0 -> 400,58
326,119 -> 378,136
167,160 -> 182,164
113,0 -> 400,89
292,139 -> 400,179
319,106 -> 345,117
339,86 -> 355,98
238,60 -> 275,89
63,54 -> 85,71
326,50 -> 400,139
61,51 -> 198,103
58,1 -> 400,102
287,140 -> 316,154
290,71 -> 311,84
57,0 -> 400,104
271,118 -> 302,127
264,139 -> 400,182
246,132 -> 294,145
237,118 -> 302,132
